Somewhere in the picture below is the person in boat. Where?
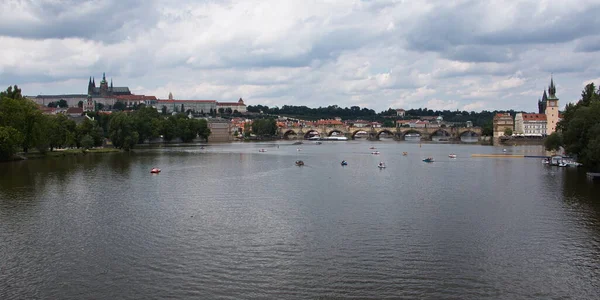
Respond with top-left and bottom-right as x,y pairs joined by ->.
378,162 -> 385,167
341,160 -> 347,165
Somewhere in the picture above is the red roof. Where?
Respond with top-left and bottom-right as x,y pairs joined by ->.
157,99 -> 217,103
522,113 -> 546,121
218,102 -> 246,106
66,107 -> 83,114
316,119 -> 343,125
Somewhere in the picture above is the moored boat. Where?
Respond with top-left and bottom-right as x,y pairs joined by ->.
422,157 -> 434,163
378,162 -> 386,169
371,151 -> 380,155
448,154 -> 457,158
150,168 -> 161,174
295,160 -> 304,166
341,160 -> 348,166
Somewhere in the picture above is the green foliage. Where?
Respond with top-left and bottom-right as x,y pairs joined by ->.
76,118 -> 103,147
503,127 -> 513,136
251,118 -> 277,136
113,101 -> 126,111
559,82 -> 600,170
57,99 -> 68,108
108,112 -> 138,151
0,85 -> 23,100
80,134 -> 94,150
132,106 -> 161,143
159,115 -> 211,142
78,100 -> 83,108
0,89 -> 44,153
0,126 -> 23,159
383,119 -> 395,127
544,132 -> 563,152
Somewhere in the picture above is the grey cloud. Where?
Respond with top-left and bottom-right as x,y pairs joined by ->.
0,0 -> 159,43
574,36 -> 600,52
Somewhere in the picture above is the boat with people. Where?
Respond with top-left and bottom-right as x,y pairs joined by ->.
258,149 -> 266,152
295,160 -> 304,166
369,147 -> 376,149
150,168 -> 161,174
378,162 -> 386,169
448,154 -> 457,158
402,152 -> 408,156
341,160 -> 348,166
423,157 -> 434,163
371,151 -> 380,155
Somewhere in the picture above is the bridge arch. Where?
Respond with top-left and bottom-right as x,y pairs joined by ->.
376,129 -> 396,139
327,129 -> 345,137
459,130 -> 480,137
282,129 -> 297,139
401,129 -> 423,138
429,129 -> 451,139
303,129 -> 320,139
350,129 -> 369,139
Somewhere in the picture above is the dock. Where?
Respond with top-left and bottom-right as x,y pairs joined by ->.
471,154 -> 524,158
586,173 -> 600,181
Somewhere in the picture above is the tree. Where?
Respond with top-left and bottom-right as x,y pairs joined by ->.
108,112 -> 138,151
225,107 -> 232,114
47,102 -> 57,108
161,105 -> 167,115
383,120 -> 395,127
78,101 -> 83,108
558,82 -> 600,170
544,132 -> 563,152
504,127 -> 513,136
57,99 -> 68,108
80,134 -> 94,151
218,108 -> 225,114
0,126 -> 23,160
132,106 -> 161,143
113,101 -> 126,111
0,90 -> 43,153
96,103 -> 105,111
251,118 -> 277,136
0,85 -> 23,100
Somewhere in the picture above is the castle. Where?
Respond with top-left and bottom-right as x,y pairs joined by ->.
87,72 -> 131,97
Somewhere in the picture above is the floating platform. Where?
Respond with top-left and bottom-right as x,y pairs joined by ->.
471,154 -> 524,158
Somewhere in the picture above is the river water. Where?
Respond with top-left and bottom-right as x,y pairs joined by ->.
1,141 -> 599,299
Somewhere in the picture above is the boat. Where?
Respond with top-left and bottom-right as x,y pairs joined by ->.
258,149 -> 266,152
369,147 -> 376,149
402,152 -> 408,156
422,158 -> 434,163
293,141 -> 303,145
321,136 -> 348,141
150,168 -> 161,174
542,158 -> 550,164
315,141 -> 322,145
341,160 -> 348,166
448,154 -> 457,158
297,148 -> 302,151
371,151 -> 380,155
295,160 -> 304,166
558,161 -> 568,167
378,162 -> 386,169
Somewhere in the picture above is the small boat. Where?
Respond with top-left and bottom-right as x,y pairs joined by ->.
341,160 -> 348,166
422,158 -> 434,163
258,149 -> 266,152
558,161 -> 568,167
150,168 -> 161,174
378,162 -> 386,169
293,141 -> 303,145
315,142 -> 322,145
295,160 -> 304,166
502,149 -> 507,152
369,147 -> 376,149
542,158 -> 550,164
371,151 -> 380,155
297,148 -> 302,151
448,154 -> 457,158
402,152 -> 408,156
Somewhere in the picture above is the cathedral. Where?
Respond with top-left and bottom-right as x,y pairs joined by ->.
87,72 -> 131,97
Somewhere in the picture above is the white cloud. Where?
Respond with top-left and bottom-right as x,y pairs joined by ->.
1,0 -> 599,113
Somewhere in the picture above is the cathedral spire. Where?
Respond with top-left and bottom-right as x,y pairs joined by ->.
92,77 -> 95,86
548,75 -> 556,98
110,78 -> 113,90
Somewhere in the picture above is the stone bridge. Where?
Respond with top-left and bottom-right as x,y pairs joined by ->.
279,125 -> 482,141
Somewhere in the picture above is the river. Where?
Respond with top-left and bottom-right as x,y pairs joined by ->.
1,141 -> 599,299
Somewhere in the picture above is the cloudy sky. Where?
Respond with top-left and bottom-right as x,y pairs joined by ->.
1,0 -> 599,112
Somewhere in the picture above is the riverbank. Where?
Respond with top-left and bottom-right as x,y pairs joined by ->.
2,148 -> 122,162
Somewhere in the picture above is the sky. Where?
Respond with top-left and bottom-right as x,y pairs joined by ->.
1,0 -> 599,113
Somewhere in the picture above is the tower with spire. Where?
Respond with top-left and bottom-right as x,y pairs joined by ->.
544,75 -> 560,135
86,73 -> 131,97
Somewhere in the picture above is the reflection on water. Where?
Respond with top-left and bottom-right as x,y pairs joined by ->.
1,142 -> 599,299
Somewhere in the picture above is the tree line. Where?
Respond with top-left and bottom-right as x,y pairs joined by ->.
545,82 -> 600,170
0,86 -> 211,160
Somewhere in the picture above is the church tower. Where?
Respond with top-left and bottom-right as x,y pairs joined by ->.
544,76 -> 560,135
99,72 -> 109,96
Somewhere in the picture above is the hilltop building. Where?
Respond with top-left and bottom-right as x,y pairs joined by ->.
216,98 -> 247,113
514,113 -> 547,136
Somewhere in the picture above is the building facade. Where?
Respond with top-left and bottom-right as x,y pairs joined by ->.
207,118 -> 233,142
544,78 -> 560,135
157,99 -> 217,114
515,113 -> 547,135
493,113 -> 514,138
216,98 -> 247,113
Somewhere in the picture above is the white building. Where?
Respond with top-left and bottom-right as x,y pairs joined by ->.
216,98 -> 247,113
515,113 -> 547,136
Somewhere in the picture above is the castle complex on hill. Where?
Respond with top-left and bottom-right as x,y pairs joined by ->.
30,73 -> 246,113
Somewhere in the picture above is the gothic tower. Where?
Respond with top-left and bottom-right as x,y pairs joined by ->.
544,76 -> 560,135
99,72 -> 109,96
